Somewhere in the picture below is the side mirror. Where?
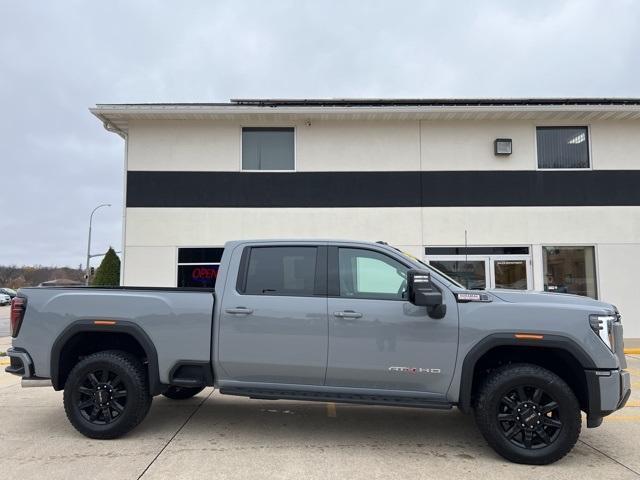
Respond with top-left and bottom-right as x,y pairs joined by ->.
407,269 -> 446,318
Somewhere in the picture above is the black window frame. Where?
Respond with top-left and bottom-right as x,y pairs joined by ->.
236,245 -> 327,297
241,126 -> 296,171
536,126 -> 590,170
176,247 -> 224,289
425,246 -> 530,256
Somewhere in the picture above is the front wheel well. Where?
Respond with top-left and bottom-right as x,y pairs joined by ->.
468,346 -> 588,413
54,331 -> 148,391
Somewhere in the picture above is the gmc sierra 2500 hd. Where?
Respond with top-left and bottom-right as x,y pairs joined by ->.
6,240 -> 630,464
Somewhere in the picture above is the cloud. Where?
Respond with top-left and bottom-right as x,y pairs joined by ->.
0,0 -> 639,266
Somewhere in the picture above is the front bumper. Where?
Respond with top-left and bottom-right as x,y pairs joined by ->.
585,368 -> 631,428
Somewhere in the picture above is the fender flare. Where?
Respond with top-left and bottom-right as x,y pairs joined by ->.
50,320 -> 163,395
457,332 -> 596,413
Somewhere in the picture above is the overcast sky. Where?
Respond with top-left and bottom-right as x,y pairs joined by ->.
1,0 -> 639,268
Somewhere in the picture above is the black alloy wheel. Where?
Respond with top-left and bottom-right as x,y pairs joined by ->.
76,368 -> 128,425
474,363 -> 581,465
63,350 -> 151,439
497,385 -> 562,449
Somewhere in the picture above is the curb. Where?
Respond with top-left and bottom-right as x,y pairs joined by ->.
625,348 -> 640,355
0,357 -> 9,366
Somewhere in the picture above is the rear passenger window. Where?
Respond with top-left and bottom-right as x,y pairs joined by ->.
244,247 -> 317,296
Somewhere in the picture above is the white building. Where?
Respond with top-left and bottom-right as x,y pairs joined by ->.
91,99 -> 640,339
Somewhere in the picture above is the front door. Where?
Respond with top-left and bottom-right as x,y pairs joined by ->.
218,244 -> 328,385
491,256 -> 531,290
325,246 -> 459,396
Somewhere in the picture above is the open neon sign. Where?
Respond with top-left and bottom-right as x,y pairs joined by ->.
192,267 -> 218,280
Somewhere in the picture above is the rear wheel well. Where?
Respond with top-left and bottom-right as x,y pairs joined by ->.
55,332 -> 147,390
469,346 -> 588,412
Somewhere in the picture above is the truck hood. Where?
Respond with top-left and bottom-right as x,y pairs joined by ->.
488,289 -> 616,312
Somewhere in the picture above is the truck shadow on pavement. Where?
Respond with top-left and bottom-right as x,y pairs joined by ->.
137,392 -> 497,460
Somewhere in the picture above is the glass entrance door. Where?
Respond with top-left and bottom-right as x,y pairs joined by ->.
491,257 -> 531,290
426,251 -> 532,291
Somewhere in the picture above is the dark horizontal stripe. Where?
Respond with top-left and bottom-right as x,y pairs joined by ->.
178,247 -> 224,264
127,170 -> 640,208
425,247 -> 530,256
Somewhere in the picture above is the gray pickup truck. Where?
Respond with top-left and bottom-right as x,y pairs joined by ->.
6,240 -> 630,464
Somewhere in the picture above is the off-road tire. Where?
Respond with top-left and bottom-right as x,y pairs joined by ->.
63,350 -> 151,439
162,386 -> 205,400
474,363 -> 581,465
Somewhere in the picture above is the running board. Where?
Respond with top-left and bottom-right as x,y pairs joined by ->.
219,387 -> 452,410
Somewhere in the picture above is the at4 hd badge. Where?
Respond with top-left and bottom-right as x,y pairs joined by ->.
388,366 -> 441,374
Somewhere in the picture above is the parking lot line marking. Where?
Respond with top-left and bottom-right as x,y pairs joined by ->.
0,358 -> 9,366
625,400 -> 640,407
327,402 -> 337,418
578,439 -> 640,477
137,389 -> 213,479
624,348 -> 640,355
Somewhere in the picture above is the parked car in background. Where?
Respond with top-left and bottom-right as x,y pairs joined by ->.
0,288 -> 17,299
0,293 -> 11,306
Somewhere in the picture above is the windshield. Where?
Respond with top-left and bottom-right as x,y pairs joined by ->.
3,288 -> 16,295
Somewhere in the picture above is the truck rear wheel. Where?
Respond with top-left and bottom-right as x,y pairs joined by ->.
63,350 -> 151,439
474,363 -> 581,465
162,386 -> 205,400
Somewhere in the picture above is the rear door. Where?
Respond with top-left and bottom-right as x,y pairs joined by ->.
325,245 -> 459,395
218,244 -> 328,385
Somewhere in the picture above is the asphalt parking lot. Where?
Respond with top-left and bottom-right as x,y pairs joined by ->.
0,342 -> 638,480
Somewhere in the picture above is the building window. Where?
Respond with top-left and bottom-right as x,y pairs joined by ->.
429,260 -> 487,290
536,126 -> 589,169
177,247 -> 224,288
243,246 -> 317,296
242,127 -> 294,170
543,246 -> 597,298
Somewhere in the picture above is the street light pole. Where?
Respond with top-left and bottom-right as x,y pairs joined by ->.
86,203 -> 111,285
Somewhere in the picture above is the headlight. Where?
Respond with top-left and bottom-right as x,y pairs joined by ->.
589,314 -> 616,351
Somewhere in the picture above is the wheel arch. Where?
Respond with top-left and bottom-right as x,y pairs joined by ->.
51,320 -> 163,395
458,333 -> 596,414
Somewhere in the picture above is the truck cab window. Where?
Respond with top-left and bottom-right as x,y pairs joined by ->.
244,246 -> 317,296
338,248 -> 407,300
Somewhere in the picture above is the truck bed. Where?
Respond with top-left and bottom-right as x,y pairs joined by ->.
12,286 -> 215,389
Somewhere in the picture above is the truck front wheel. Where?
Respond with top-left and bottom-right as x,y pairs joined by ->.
474,363 -> 581,465
63,350 -> 151,439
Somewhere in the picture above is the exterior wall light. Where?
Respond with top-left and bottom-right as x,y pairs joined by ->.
494,138 -> 512,156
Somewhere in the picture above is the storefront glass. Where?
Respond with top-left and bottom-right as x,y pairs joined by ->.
430,260 -> 487,290
177,247 -> 224,288
494,260 -> 528,290
542,246 -> 597,298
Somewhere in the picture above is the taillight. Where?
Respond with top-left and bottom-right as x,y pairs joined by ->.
10,297 -> 27,338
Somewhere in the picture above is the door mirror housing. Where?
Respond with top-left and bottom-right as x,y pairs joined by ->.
407,269 -> 446,318
407,270 -> 441,306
